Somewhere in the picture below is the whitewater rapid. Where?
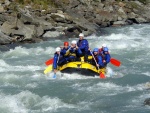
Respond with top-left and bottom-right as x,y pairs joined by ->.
0,24 -> 150,113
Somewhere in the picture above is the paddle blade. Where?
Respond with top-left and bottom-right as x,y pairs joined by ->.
100,72 -> 106,79
110,58 -> 121,67
44,65 -> 53,74
45,58 -> 53,66
53,74 -> 56,79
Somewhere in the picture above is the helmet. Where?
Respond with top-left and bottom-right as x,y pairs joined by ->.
79,33 -> 84,37
102,44 -> 107,47
64,42 -> 69,46
103,47 -> 108,52
71,40 -> 77,44
56,47 -> 61,52
93,48 -> 99,52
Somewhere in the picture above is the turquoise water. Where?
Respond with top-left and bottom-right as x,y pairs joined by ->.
0,24 -> 150,113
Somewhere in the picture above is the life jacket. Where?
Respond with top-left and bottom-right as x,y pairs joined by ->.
100,52 -> 110,63
77,39 -> 89,52
61,46 -> 70,56
53,52 -> 66,69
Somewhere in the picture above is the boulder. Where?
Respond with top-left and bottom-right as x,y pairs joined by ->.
144,98 -> 150,106
1,20 -> 36,40
0,5 -> 5,13
112,20 -> 127,26
136,17 -> 147,23
42,31 -> 61,38
0,27 -> 11,44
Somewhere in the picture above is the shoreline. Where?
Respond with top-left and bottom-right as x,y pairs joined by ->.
0,0 -> 150,48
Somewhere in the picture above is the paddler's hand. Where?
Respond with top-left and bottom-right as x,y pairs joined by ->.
96,64 -> 99,67
103,60 -> 106,63
76,45 -> 78,49
54,69 -> 57,73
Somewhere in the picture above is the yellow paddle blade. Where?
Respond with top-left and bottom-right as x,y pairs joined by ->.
44,65 -> 53,74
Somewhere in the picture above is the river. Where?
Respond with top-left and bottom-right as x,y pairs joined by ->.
0,24 -> 150,113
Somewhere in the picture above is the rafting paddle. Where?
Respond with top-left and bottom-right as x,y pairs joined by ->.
90,50 -> 106,79
53,73 -> 56,79
110,58 -> 121,67
44,65 -> 53,74
45,58 -> 53,66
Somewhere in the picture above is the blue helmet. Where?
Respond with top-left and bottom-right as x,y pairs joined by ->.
93,48 -> 99,52
103,47 -> 108,52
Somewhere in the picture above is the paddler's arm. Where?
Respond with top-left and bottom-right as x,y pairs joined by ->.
53,54 -> 58,70
64,46 -> 71,56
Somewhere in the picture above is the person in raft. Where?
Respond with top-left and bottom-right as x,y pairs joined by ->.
60,41 -> 70,56
77,33 -> 89,62
90,48 -> 104,68
99,43 -> 107,54
100,47 -> 111,67
65,40 -> 82,62
53,47 -> 67,73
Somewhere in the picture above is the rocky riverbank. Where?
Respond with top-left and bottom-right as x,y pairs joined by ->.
0,0 -> 150,45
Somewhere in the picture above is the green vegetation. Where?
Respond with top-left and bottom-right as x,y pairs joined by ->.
13,0 -> 70,10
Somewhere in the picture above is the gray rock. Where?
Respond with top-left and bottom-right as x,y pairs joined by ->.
144,98 -> 150,106
36,25 -> 44,37
0,14 -> 7,22
43,31 -> 61,38
0,27 -> 11,44
112,20 -> 127,27
136,17 -> 147,23
1,20 -> 36,40
0,5 -> 5,13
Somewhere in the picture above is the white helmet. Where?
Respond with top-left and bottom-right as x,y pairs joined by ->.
102,44 -> 107,47
79,33 -> 84,37
71,40 -> 77,44
55,47 -> 61,52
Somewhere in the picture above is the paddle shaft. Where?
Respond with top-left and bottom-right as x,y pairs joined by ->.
90,51 -> 99,70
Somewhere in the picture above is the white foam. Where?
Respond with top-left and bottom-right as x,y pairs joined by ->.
2,46 -> 55,59
142,72 -> 150,77
3,46 -> 29,58
0,90 -> 77,113
0,64 -> 42,73
0,93 -> 28,113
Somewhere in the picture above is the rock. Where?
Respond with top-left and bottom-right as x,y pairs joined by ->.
1,20 -> 36,40
112,20 -> 127,26
118,7 -> 127,19
128,12 -> 138,19
0,5 -> 5,13
119,2 -> 126,7
118,16 -> 122,21
0,27 -> 11,44
136,17 -> 147,23
0,14 -> 7,22
43,31 -> 61,38
144,98 -> 150,106
36,25 -> 44,37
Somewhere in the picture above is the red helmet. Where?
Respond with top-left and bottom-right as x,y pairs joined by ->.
64,42 -> 69,46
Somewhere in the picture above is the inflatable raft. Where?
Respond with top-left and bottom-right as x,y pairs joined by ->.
44,56 -> 106,76
57,56 -> 106,76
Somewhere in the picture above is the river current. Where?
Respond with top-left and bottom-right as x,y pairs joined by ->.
0,24 -> 150,113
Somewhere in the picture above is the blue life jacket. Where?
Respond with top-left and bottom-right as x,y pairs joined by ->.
53,53 -> 64,69
102,52 -> 111,64
69,47 -> 82,56
61,46 -> 70,56
93,53 -> 104,67
77,39 -> 89,52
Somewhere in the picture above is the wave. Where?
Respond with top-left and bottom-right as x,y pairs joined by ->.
0,90 -> 77,113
